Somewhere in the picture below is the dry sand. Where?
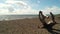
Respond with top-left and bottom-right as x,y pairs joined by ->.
0,17 -> 60,34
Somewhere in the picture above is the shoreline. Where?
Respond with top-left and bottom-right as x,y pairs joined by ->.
0,17 -> 38,21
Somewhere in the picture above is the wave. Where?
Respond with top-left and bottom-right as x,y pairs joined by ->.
0,15 -> 38,21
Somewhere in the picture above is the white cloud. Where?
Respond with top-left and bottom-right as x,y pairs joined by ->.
13,9 -> 38,14
1,0 -> 60,15
0,3 -> 11,8
0,0 -> 38,15
42,6 -> 60,15
6,0 -> 27,6
0,3 -> 15,12
0,9 -> 9,15
0,0 -> 60,15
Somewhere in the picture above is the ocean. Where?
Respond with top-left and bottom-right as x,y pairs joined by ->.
0,15 -> 38,21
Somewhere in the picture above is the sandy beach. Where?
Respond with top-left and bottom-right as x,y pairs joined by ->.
0,17 -> 60,34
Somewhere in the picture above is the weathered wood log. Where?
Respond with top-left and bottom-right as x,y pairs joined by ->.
39,11 -> 57,29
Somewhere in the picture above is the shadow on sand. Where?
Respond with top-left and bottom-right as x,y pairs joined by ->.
39,11 -> 60,34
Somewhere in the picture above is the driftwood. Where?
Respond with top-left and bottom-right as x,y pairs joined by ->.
50,12 -> 56,23
39,11 -> 60,34
39,11 -> 57,28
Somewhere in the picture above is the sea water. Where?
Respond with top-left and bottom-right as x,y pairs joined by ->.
0,15 -> 38,21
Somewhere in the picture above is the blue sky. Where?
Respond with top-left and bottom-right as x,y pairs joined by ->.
0,0 -> 60,15
25,0 -> 60,10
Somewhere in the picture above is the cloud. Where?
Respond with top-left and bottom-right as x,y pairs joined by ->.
0,3 -> 15,12
0,0 -> 38,15
13,9 -> 38,15
0,3 -> 11,8
6,0 -> 38,14
0,9 -> 9,15
6,0 -> 27,6
1,0 -> 60,15
42,6 -> 60,15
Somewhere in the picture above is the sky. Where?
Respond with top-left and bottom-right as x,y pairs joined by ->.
0,0 -> 60,15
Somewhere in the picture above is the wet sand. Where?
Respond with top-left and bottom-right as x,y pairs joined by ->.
0,17 -> 60,34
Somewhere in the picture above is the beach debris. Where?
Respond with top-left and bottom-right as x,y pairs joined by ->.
38,11 -> 59,34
